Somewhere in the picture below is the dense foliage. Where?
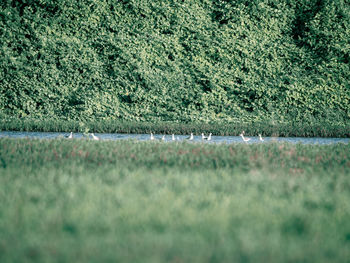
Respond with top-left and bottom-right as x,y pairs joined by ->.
0,138 -> 350,262
0,0 -> 349,123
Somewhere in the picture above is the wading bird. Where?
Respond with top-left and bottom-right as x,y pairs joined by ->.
259,134 -> 264,142
186,133 -> 194,140
203,133 -> 212,141
150,133 -> 154,140
66,132 -> 73,139
172,134 -> 175,141
239,131 -> 251,142
91,133 -> 99,141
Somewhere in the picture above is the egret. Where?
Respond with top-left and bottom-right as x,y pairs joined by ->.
150,133 -> 155,140
66,132 -> 73,139
91,133 -> 99,141
259,134 -> 264,142
207,133 -> 212,141
186,133 -> 194,140
172,134 -> 175,141
203,133 -> 212,141
239,131 -> 251,142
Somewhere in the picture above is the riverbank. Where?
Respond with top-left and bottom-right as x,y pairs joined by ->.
0,118 -> 349,138
0,138 -> 349,262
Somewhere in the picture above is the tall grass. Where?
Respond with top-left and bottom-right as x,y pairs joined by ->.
0,138 -> 349,262
0,138 -> 349,171
1,118 -> 349,137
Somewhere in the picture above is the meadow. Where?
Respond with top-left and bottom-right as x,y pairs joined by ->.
0,138 -> 349,262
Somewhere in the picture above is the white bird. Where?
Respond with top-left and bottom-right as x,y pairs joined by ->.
259,134 -> 264,142
150,133 -> 155,140
160,135 -> 165,141
203,133 -> 212,141
207,133 -> 212,141
91,133 -> 99,141
172,134 -> 175,141
239,131 -> 251,142
66,132 -> 73,139
186,133 -> 194,140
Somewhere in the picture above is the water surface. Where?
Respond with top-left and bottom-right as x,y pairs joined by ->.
0,131 -> 348,145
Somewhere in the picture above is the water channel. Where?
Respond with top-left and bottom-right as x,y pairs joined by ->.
0,131 -> 348,145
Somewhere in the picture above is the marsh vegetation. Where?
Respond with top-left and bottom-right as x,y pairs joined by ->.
1,118 -> 349,138
0,138 -> 349,262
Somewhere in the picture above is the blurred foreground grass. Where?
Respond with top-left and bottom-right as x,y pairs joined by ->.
0,138 -> 349,262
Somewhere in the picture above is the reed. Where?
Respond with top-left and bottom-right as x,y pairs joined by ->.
1,118 -> 349,137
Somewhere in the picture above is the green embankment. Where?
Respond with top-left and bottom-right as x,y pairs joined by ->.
0,0 -> 349,124
0,138 -> 349,262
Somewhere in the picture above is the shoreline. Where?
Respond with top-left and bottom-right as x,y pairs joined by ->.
0,118 -> 349,138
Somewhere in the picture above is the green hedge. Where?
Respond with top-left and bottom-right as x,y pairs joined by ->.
0,0 -> 349,123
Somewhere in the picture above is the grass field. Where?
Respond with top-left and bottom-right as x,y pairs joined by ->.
0,138 -> 349,262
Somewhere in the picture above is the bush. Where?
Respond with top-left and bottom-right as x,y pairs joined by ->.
0,0 -> 349,123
